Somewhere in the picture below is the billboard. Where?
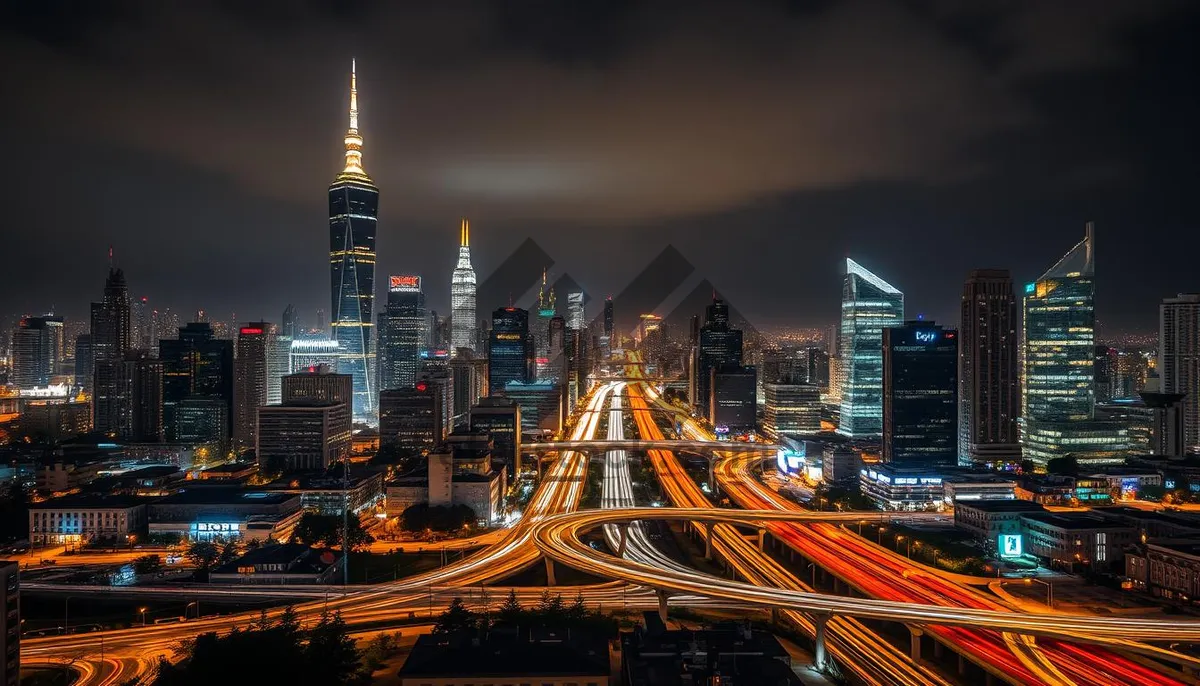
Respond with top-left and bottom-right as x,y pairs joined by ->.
999,534 -> 1023,558
389,275 -> 421,292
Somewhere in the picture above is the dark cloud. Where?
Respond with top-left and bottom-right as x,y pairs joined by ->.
0,0 -> 1195,332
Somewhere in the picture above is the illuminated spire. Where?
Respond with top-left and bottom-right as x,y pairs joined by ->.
342,58 -> 366,176
460,218 -> 470,247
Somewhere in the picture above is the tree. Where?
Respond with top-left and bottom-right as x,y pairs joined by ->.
497,589 -> 523,624
1047,456 -> 1079,476
291,513 -> 375,551
433,597 -> 476,636
184,542 -> 220,570
134,554 -> 163,575
305,612 -> 361,684
400,503 -> 476,533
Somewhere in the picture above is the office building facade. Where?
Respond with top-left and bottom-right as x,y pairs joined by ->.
710,364 -> 757,435
695,298 -> 743,420
469,397 -> 522,475
233,322 -> 272,449
488,307 -> 535,395
377,275 -> 427,391
883,322 -> 958,467
1160,293 -> 1200,454
837,259 -> 904,438
959,269 -> 1020,467
160,322 -> 233,443
122,350 -> 164,442
379,385 -> 444,455
449,348 -> 488,420
282,368 -> 353,406
91,268 -> 132,435
11,316 -> 63,388
257,403 -> 352,472
328,61 -> 378,422
762,382 -> 821,438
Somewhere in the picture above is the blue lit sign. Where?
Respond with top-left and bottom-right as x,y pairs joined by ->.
999,534 -> 1023,558
914,330 -> 938,343
1024,283 -> 1036,294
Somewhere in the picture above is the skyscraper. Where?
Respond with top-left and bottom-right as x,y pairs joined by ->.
449,348 -> 488,420
328,59 -> 378,422
603,297 -> 614,346
567,291 -> 586,330
1160,293 -> 1200,454
534,271 -> 557,381
883,322 -> 958,467
488,307 -> 535,395
281,304 -> 298,339
695,297 -> 743,420
160,322 -> 233,444
91,268 -> 131,435
233,322 -> 272,449
958,269 -> 1019,467
377,275 -> 427,391
121,350 -> 164,442
11,316 -> 63,388
451,219 -> 478,355
1020,223 -> 1126,466
837,259 -> 904,438
131,296 -> 151,349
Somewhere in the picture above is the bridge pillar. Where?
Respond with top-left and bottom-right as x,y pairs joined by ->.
616,524 -> 629,558
545,557 -> 556,586
933,638 -> 943,659
704,522 -> 714,561
656,589 -> 670,624
908,626 -> 924,662
757,528 -> 766,552
958,653 -> 967,676
708,459 -> 717,495
813,613 -> 830,671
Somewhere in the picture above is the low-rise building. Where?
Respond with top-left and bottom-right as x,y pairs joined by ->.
209,543 -> 341,584
942,473 -> 1018,505
198,462 -> 257,481
1125,539 -> 1200,602
265,469 -> 385,516
1094,506 -> 1200,540
954,499 -> 1045,556
1020,511 -> 1136,570
29,495 -> 146,547
859,464 -> 946,510
399,627 -> 610,686
621,621 -> 801,686
147,487 -> 302,542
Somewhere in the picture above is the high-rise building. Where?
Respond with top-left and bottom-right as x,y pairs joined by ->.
256,402 -> 351,472
806,348 -> 830,389
762,382 -> 821,439
503,380 -> 563,433
958,269 -> 1020,467
469,397 -> 522,474
418,355 -> 453,444
1020,224 -> 1127,466
603,297 -> 614,346
121,350 -> 163,442
73,334 -> 92,391
328,60 -> 378,422
837,259 -> 904,438
281,304 -> 298,339
563,327 -> 589,414
451,219 -> 478,355
159,322 -> 233,443
695,298 -> 743,420
131,296 -> 151,349
1,561 -> 18,686
233,323 -> 272,449
11,316 -> 63,388
91,268 -> 131,435
289,339 -> 340,374
379,384 -> 444,456
488,307 -> 535,395
283,367 -> 353,406
377,275 -> 427,391
1094,346 -> 1118,403
883,322 -> 958,467
709,364 -> 756,435
267,317 -> 291,406
567,291 -> 585,330
1114,350 -> 1150,399
533,270 -> 557,382
151,307 -> 180,353
449,348 -> 488,422
1161,293 -> 1200,454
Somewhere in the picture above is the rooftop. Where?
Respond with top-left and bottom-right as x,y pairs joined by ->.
1148,538 -> 1200,558
201,462 -> 257,475
211,543 -> 340,575
152,487 -> 296,506
955,499 -> 1046,513
399,631 -> 608,679
32,494 -> 146,510
1021,511 -> 1130,530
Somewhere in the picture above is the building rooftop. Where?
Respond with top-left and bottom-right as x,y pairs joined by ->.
1148,538 -> 1200,558
1021,511 -> 1129,530
955,499 -> 1046,513
152,487 -> 296,506
201,462 -> 257,475
211,542 -> 340,575
32,494 -> 146,510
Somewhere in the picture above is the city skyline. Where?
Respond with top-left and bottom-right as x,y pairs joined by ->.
2,3 -> 1198,333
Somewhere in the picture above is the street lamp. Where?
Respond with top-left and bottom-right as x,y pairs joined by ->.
894,535 -> 911,557
138,607 -> 148,627
1025,577 -> 1053,607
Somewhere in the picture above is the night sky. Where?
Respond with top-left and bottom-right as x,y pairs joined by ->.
2,1 -> 1197,335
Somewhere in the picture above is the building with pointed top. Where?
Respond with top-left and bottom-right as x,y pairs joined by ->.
451,219 -> 478,355
92,268 -> 132,435
837,259 -> 904,438
329,59 -> 378,423
1020,223 -> 1127,466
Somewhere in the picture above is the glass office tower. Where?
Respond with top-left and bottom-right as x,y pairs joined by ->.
837,258 -> 904,438
883,322 -> 958,467
377,275 -> 428,391
329,60 -> 378,423
488,307 -> 535,395
1020,223 -> 1127,466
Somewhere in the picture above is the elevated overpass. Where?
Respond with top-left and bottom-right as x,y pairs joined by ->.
526,440 -> 778,489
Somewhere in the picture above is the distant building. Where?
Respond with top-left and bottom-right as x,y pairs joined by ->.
1020,510 -> 1135,569
379,385 -> 444,455
73,333 -> 93,391
469,397 -> 522,475
958,269 -> 1020,467
488,307 -> 535,395
1020,224 -> 1127,466
400,626 -> 609,686
147,487 -> 302,542
882,322 -> 958,468
122,350 -> 164,442
20,397 -> 91,442
233,322 -> 272,449
838,259 -> 904,438
695,298 -> 743,420
762,382 -> 821,438
1126,539 -> 1200,602
377,275 -> 427,390
451,219 -> 478,355
806,347 -> 830,388
503,380 -> 563,434
210,543 -> 341,584
29,495 -> 146,547
256,402 -> 351,471
709,364 -> 756,435
288,338 -> 340,374
282,367 -> 353,406
91,269 -> 132,435
160,322 -> 233,443
449,348 -> 487,420
1160,293 -> 1200,455
11,316 -> 64,388
427,432 -> 506,524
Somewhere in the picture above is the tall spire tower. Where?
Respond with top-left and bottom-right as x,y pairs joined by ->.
329,59 -> 379,422
451,218 -> 478,354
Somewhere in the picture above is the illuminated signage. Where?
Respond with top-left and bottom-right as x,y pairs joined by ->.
239,327 -> 264,335
998,534 -> 1023,558
495,333 -> 521,341
1024,282 -> 1036,294
389,275 -> 421,291
776,449 -> 804,475
914,330 -> 938,343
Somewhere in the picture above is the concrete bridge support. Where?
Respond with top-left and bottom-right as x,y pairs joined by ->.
908,626 -> 924,662
616,524 -> 629,558
704,522 -> 714,561
656,589 -> 670,624
545,558 -> 556,586
813,613 -> 830,671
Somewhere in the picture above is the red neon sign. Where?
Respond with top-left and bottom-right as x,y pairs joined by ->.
240,327 -> 264,335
